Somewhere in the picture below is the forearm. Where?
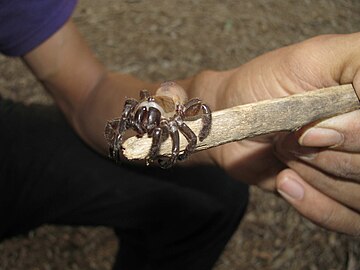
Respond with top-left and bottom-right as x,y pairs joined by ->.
23,20 -> 106,120
23,21 -> 151,152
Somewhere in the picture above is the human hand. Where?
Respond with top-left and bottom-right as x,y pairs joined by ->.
188,32 -> 360,192
274,110 -> 360,236
187,32 -> 360,236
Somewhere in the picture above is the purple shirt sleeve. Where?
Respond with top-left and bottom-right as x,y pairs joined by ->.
0,0 -> 78,56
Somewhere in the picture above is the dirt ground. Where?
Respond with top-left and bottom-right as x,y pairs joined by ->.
0,0 -> 359,269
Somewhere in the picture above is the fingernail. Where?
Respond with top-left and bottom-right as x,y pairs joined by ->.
275,133 -> 318,161
278,176 -> 304,200
289,147 -> 318,160
299,127 -> 344,147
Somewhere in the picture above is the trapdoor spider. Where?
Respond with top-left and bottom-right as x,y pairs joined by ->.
104,81 -> 212,168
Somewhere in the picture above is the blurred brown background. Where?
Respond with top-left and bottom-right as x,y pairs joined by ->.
0,0 -> 359,269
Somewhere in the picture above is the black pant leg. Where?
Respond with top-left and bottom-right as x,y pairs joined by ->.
0,100 -> 249,270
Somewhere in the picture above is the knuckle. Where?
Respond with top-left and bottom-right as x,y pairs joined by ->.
281,34 -> 341,86
314,147 -> 360,180
318,205 -> 337,228
332,154 -> 352,176
331,154 -> 360,179
353,221 -> 360,237
314,200 -> 360,236
343,111 -> 360,147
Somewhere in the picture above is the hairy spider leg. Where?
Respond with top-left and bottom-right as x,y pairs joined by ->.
178,122 -> 197,161
198,104 -> 211,141
145,107 -> 163,164
147,118 -> 171,163
182,98 -> 202,116
110,133 -> 122,162
105,119 -> 119,160
147,126 -> 163,162
110,98 -> 138,162
182,98 -> 212,141
104,118 -> 120,146
132,106 -> 147,136
118,98 -> 138,136
158,122 -> 180,169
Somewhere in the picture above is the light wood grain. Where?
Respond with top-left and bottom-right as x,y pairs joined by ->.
122,84 -> 360,160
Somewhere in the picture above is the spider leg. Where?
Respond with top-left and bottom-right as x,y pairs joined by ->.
109,134 -> 122,162
147,126 -> 164,163
132,106 -> 147,136
107,98 -> 137,162
118,98 -> 138,135
147,120 -> 169,165
146,107 -> 161,136
182,98 -> 202,116
182,98 -> 212,141
158,123 -> 180,169
178,122 -> 197,161
198,104 -> 212,141
104,118 -> 120,146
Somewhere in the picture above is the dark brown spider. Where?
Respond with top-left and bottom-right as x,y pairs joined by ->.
104,81 -> 212,168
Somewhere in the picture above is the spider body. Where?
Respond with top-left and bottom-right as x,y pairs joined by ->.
104,82 -> 211,168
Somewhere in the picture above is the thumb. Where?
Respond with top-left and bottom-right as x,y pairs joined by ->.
276,169 -> 360,236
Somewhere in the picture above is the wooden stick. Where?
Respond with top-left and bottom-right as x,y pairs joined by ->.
122,84 -> 359,160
